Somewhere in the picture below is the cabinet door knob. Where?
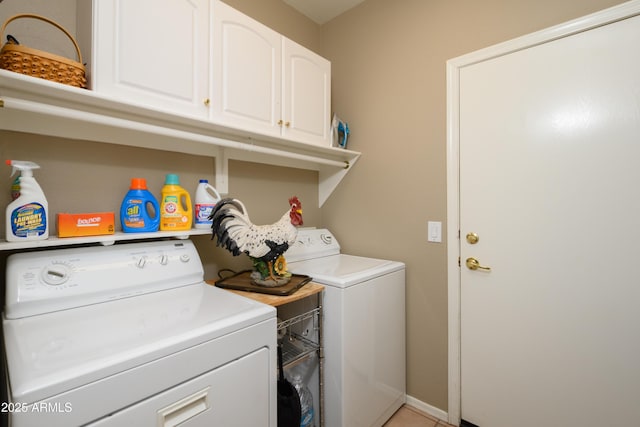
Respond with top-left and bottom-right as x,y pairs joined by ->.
277,119 -> 283,126
203,98 -> 210,106
285,121 -> 290,127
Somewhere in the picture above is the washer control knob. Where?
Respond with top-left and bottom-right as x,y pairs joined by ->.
136,257 -> 147,268
180,254 -> 190,263
160,255 -> 169,265
41,265 -> 70,286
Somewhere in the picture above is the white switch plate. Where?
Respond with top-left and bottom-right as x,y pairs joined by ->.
428,221 -> 442,243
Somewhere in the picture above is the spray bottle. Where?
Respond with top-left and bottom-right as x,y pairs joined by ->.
5,160 -> 49,242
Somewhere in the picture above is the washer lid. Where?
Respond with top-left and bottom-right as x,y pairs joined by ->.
288,254 -> 404,288
3,283 -> 274,404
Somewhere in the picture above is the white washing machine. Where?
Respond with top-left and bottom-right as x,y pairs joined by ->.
2,240 -> 276,427
286,228 -> 406,427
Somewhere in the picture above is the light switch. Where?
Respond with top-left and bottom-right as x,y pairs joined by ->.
428,221 -> 442,243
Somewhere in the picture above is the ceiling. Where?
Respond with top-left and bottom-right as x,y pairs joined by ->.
282,0 -> 366,24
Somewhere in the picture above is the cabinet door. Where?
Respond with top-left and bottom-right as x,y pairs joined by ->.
282,38 -> 331,147
211,0 -> 282,136
86,0 -> 209,119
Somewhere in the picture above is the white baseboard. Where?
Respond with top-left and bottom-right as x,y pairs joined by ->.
405,395 -> 449,423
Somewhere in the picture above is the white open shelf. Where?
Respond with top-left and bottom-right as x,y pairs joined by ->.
0,71 -> 360,207
0,229 -> 212,251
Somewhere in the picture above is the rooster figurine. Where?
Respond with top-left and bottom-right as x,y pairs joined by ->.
210,196 -> 303,286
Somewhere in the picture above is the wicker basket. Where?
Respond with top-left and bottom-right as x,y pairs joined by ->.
0,13 -> 86,88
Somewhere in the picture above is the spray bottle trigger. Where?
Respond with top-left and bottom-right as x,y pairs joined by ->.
6,160 -> 40,177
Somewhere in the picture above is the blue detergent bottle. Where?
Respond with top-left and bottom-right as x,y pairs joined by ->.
120,178 -> 160,232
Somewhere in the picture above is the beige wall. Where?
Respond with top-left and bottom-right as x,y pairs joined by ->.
0,0 -> 78,59
0,0 -> 630,416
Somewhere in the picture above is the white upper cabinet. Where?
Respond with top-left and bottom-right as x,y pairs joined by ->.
211,1 -> 282,137
78,0 -> 210,119
212,1 -> 331,147
80,0 -> 331,147
282,38 -> 331,146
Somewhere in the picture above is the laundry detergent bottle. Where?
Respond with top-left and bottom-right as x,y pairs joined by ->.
120,178 -> 160,232
5,160 -> 49,242
194,179 -> 221,229
160,174 -> 192,231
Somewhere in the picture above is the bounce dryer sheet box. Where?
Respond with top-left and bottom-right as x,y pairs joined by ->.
57,212 -> 115,237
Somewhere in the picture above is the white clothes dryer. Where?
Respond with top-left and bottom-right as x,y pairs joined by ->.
2,240 -> 276,427
287,228 -> 406,427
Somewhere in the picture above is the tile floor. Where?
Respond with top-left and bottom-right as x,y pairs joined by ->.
384,405 -> 457,427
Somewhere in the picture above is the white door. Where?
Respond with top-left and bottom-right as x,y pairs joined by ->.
454,8 -> 640,427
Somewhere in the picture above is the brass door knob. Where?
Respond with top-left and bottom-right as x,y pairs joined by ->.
466,257 -> 491,271
466,232 -> 479,244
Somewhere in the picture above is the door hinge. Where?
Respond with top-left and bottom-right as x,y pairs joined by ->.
458,256 -> 461,267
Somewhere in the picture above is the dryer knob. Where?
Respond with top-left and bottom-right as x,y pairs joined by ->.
41,265 -> 70,286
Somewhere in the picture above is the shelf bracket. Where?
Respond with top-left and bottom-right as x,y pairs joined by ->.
215,148 -> 229,195
318,153 -> 360,206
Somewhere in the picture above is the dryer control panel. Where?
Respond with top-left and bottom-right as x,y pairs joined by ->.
287,228 -> 341,262
5,240 -> 204,319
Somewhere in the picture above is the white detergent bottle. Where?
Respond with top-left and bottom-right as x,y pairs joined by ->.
194,179 -> 221,229
5,160 -> 49,242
